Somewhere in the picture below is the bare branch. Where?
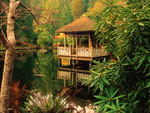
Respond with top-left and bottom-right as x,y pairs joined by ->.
0,9 -> 7,14
0,2 -> 9,14
0,27 -> 9,49
35,13 -> 58,23
38,14 -> 50,24
0,21 -> 6,27
19,2 -> 58,25
19,2 -> 41,24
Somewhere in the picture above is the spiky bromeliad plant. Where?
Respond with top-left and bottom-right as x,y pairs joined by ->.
85,0 -> 150,113
20,90 -> 69,113
20,88 -> 82,113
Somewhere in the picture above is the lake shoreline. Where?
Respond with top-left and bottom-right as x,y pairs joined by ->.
0,46 -> 57,51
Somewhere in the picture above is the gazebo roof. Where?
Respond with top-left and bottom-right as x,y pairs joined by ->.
56,16 -> 96,33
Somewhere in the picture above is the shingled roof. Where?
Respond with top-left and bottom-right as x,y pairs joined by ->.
56,16 -> 96,33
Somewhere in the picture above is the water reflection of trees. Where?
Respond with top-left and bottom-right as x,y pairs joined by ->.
13,50 -> 36,88
31,50 -> 64,97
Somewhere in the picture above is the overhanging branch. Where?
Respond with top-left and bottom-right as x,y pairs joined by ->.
19,2 -> 41,24
19,2 -> 56,25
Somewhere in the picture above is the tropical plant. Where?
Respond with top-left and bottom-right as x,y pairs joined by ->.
95,88 -> 125,112
21,91 -> 66,113
85,0 -> 150,112
21,89 -> 82,113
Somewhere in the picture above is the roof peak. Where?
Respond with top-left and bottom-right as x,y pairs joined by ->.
57,16 -> 96,33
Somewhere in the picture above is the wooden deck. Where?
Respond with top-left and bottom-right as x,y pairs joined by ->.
57,46 -> 109,61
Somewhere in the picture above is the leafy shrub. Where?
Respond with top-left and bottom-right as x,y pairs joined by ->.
37,31 -> 53,46
85,0 -> 150,113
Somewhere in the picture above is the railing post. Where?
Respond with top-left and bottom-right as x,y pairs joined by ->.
76,35 -> 78,55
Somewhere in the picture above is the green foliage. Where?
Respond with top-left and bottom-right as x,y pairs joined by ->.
15,0 -> 36,44
57,0 -> 73,27
32,50 -> 59,94
37,31 -> 53,46
95,88 -> 125,112
66,37 -> 72,46
85,0 -> 150,112
13,51 -> 35,85
86,1 -> 106,19
71,0 -> 84,20
105,99 -> 126,113
85,59 -> 110,92
1,0 -> 36,45
54,38 -> 64,46
32,0 -> 73,46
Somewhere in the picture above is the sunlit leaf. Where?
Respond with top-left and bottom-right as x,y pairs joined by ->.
138,22 -> 144,26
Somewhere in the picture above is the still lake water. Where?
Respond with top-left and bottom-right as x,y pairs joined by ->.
0,49 -> 96,112
1,50 -> 60,95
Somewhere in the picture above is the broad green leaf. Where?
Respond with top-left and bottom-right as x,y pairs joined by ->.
90,78 -> 99,87
133,100 -> 140,105
111,89 -> 119,98
99,82 -> 104,91
105,104 -> 117,110
113,94 -> 125,100
105,88 -> 110,97
116,99 -> 120,108
94,100 -> 107,105
103,101 -> 111,112
102,77 -> 110,85
94,95 -> 108,100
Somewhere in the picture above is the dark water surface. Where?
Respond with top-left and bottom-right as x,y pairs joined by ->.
0,49 -> 64,96
0,49 -> 96,112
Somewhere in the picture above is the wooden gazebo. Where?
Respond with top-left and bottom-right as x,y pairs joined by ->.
56,16 -> 109,61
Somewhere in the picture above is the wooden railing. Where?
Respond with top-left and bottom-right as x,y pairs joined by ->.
77,48 -> 91,57
57,46 -> 108,57
57,47 -> 71,56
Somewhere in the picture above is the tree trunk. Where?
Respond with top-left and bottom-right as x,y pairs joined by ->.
0,48 -> 15,113
0,0 -> 20,112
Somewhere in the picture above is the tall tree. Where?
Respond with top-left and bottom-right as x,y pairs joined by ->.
0,0 -> 20,112
71,0 -> 84,20
0,0 -> 51,112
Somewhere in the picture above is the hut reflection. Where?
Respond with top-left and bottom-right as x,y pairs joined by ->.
57,58 -> 90,91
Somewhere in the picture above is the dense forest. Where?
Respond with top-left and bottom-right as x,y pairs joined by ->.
0,0 -> 150,113
1,0 -> 100,47
1,0 -> 114,47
